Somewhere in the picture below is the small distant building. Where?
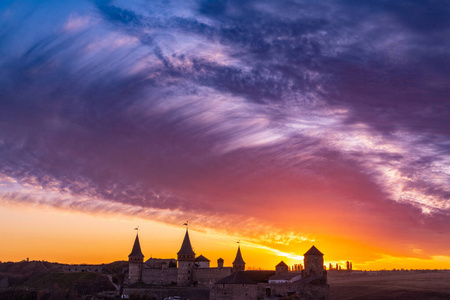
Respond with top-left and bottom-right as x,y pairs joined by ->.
195,255 -> 211,268
268,272 -> 302,284
275,261 -> 289,274
217,258 -> 224,268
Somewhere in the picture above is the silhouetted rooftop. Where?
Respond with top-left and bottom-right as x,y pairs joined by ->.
177,229 -> 195,256
232,246 -> 245,265
304,245 -> 323,256
195,254 -> 210,262
215,270 -> 276,285
269,272 -> 302,281
129,234 -> 144,258
276,261 -> 288,268
243,270 -> 276,283
215,271 -> 256,284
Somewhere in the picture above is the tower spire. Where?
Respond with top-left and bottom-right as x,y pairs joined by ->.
128,230 -> 144,284
177,225 -> 195,286
129,232 -> 144,259
177,227 -> 195,257
232,243 -> 245,271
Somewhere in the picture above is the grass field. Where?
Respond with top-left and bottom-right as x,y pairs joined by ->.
328,271 -> 450,300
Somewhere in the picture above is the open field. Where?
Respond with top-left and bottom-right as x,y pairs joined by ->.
328,271 -> 450,300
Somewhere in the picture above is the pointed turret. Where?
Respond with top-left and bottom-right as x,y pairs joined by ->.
232,245 -> 245,271
129,233 -> 144,261
177,229 -> 195,259
128,233 -> 144,284
177,228 -> 195,286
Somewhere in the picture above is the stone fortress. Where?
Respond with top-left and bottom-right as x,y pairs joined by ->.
125,228 -> 330,299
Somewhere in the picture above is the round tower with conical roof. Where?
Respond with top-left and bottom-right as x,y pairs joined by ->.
128,233 -> 145,284
177,228 -> 195,286
232,245 -> 245,271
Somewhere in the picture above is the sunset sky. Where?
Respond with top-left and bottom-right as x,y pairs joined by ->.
0,0 -> 449,270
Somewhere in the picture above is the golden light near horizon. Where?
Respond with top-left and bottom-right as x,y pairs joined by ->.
0,202 -> 311,269
2,201 -> 450,271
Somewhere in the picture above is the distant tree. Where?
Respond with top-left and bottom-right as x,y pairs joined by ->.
169,261 -> 177,268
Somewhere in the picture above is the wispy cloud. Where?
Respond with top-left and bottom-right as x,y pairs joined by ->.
64,14 -> 96,32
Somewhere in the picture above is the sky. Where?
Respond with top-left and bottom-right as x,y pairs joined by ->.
0,0 -> 449,270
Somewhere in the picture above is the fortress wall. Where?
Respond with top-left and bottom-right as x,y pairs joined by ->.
210,283 -> 257,300
145,258 -> 176,268
256,282 -> 330,299
193,267 -> 233,286
123,286 -> 209,300
141,268 -> 178,285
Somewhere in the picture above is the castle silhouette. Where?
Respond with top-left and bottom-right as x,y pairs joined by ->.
126,228 -> 331,299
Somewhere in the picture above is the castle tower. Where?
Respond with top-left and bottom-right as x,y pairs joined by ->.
128,233 -> 144,284
177,228 -> 195,286
275,261 -> 289,274
232,245 -> 245,271
304,245 -> 325,279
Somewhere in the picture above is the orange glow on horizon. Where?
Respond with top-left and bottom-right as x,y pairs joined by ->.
1,203 -> 450,271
